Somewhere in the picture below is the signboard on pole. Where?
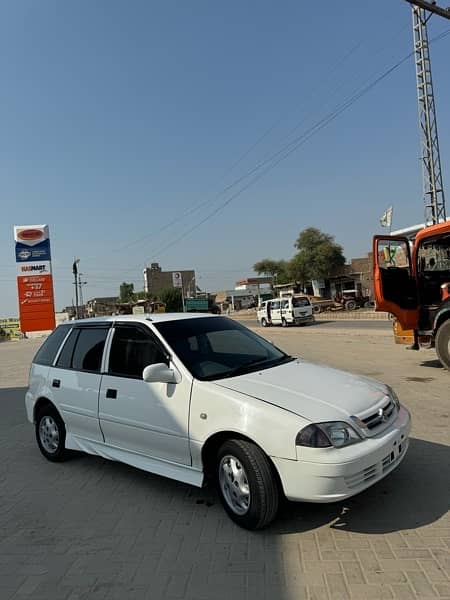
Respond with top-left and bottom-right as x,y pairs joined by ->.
172,271 -> 183,289
14,225 -> 56,333
185,298 -> 209,312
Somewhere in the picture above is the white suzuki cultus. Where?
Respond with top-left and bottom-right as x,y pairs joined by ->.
26,314 -> 410,529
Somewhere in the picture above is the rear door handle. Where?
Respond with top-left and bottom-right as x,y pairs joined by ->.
52,379 -> 61,388
106,388 -> 117,399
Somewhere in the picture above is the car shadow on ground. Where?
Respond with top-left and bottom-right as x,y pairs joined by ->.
273,437 -> 450,535
419,359 -> 444,369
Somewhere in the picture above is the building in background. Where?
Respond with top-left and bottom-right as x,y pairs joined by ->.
143,263 -> 195,298
234,277 -> 273,298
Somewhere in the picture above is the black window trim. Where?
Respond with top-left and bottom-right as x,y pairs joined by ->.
104,322 -> 171,380
52,323 -> 112,374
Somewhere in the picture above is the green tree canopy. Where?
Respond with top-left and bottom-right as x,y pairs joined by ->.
158,288 -> 183,312
293,227 -> 345,280
119,282 -> 135,303
253,259 -> 290,284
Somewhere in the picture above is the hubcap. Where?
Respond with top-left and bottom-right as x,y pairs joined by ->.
219,455 -> 250,516
39,416 -> 60,454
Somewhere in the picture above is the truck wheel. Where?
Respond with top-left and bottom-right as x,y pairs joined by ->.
216,439 -> 279,530
435,320 -> 450,370
345,300 -> 357,311
312,305 -> 321,314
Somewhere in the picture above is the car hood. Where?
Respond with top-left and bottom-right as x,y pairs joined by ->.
213,359 -> 388,422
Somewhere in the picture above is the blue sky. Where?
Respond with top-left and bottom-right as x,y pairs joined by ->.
1,0 -> 449,316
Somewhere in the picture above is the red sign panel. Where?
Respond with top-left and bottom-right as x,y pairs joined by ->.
17,274 -> 56,331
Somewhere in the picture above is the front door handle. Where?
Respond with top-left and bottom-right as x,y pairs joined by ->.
106,388 -> 117,399
52,379 -> 61,388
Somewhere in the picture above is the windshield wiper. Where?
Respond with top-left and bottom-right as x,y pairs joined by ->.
222,355 -> 294,379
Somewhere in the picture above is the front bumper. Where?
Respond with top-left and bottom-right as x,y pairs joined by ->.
272,406 -> 411,503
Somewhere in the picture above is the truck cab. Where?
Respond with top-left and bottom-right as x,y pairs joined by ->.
373,221 -> 450,370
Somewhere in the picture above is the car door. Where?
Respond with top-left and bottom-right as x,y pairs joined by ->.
98,323 -> 192,465
49,324 -> 109,442
270,300 -> 281,324
373,236 -> 419,330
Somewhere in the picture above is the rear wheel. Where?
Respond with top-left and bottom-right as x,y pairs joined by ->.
261,318 -> 268,327
35,405 -> 71,462
435,320 -> 450,370
312,305 -> 321,314
216,439 -> 279,530
345,300 -> 357,311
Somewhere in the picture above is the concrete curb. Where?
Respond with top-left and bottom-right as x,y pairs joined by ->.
229,309 -> 390,321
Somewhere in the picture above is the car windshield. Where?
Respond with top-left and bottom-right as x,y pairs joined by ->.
154,316 -> 293,381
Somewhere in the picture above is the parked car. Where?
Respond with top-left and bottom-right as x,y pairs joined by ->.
257,295 -> 314,327
26,314 -> 410,529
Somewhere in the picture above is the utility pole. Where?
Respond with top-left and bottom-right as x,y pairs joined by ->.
78,273 -> 87,318
404,0 -> 449,224
72,259 -> 80,319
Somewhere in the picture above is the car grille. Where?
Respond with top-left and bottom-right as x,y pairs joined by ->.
344,439 -> 408,490
360,398 -> 397,431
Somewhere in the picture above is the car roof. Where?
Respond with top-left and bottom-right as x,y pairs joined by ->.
66,313 -> 218,326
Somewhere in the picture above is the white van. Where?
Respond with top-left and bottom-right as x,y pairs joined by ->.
257,296 -> 314,327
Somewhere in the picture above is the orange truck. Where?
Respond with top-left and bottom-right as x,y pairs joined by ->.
373,221 -> 450,370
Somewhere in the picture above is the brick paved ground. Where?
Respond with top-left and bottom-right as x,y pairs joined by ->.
0,327 -> 448,600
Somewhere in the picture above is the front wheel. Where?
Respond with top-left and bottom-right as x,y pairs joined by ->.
345,300 -> 357,311
435,320 -> 450,370
216,439 -> 279,530
35,405 -> 71,462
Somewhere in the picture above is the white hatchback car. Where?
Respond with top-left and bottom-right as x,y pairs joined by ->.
26,314 -> 411,529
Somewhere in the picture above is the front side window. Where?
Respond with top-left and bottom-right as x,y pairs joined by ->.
33,325 -> 71,366
71,328 -> 109,373
378,240 -> 410,271
108,325 -> 168,378
271,301 -> 280,310
155,317 -> 292,381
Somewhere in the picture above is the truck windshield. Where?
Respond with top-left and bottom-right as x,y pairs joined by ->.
418,236 -> 450,272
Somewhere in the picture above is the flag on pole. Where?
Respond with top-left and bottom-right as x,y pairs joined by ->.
380,206 -> 393,228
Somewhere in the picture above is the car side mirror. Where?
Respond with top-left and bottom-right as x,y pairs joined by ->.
142,363 -> 181,384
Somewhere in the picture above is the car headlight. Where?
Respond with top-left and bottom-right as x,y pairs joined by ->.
387,386 -> 401,411
296,422 -> 363,449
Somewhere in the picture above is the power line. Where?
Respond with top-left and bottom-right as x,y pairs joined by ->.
142,28 -> 450,263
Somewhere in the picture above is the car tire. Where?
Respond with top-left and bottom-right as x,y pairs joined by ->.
345,300 -> 357,311
35,405 -> 71,462
281,318 -> 288,327
261,318 -> 268,327
312,305 -> 321,314
435,319 -> 450,371
216,439 -> 279,530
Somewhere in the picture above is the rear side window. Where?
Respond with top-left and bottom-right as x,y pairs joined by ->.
33,326 -> 71,366
56,329 -> 80,369
71,328 -> 109,373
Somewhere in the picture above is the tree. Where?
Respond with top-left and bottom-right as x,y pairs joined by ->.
293,227 -> 345,280
253,259 -> 290,284
158,288 -> 183,312
119,282 -> 135,303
